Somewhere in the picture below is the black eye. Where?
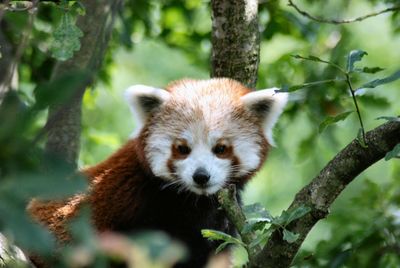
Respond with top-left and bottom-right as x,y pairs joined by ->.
178,145 -> 191,155
213,145 -> 226,155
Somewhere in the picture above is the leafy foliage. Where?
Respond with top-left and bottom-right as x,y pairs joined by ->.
318,111 -> 353,133
1,0 -> 400,267
346,50 -> 368,73
293,180 -> 400,268
287,48 -> 400,147
202,203 -> 311,264
358,70 -> 400,90
201,229 -> 245,253
51,12 -> 83,61
0,91 -> 88,266
385,144 -> 400,161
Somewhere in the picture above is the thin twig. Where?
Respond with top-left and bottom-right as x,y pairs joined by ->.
345,73 -> 366,145
288,0 -> 400,24
3,0 -> 38,12
0,0 -> 11,24
292,55 -> 346,74
218,185 -> 261,261
0,1 -> 37,101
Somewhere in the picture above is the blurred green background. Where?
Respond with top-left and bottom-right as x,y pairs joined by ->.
1,0 -> 400,267
79,0 -> 400,261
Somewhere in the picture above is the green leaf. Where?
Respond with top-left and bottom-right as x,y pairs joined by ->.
282,229 -> 300,243
231,245 -> 249,267
0,198 -> 55,254
0,154 -> 87,201
357,95 -> 390,108
248,230 -> 271,249
356,128 -> 368,148
51,12 -> 83,61
242,218 -> 270,234
271,213 -> 287,227
358,70 -> 400,89
346,50 -> 368,72
242,203 -> 273,233
354,66 -> 385,74
318,111 -> 353,133
201,229 -> 244,246
68,206 -> 96,247
286,205 -> 312,224
328,249 -> 352,268
385,144 -> 400,161
243,203 -> 273,219
1,172 -> 87,201
272,205 -> 311,228
215,241 -> 231,254
376,116 -> 400,122
202,229 -> 244,254
72,1 -> 86,16
131,231 -> 187,262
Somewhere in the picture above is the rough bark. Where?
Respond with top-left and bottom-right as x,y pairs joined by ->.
218,185 -> 261,262
0,21 -> 13,85
250,120 -> 400,268
0,3 -> 35,98
0,233 -> 34,268
45,0 -> 123,165
0,23 -> 13,92
210,0 -> 260,88
209,2 -> 400,267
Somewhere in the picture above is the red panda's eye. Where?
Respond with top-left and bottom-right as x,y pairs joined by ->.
177,145 -> 191,155
213,145 -> 226,155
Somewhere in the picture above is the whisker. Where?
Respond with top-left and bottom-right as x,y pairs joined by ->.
161,180 -> 182,190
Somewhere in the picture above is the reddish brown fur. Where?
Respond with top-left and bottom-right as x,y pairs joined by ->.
28,78 -> 275,268
29,137 -> 268,238
28,136 -> 150,242
28,79 -> 270,242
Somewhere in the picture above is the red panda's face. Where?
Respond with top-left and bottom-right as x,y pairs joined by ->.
125,79 -> 288,195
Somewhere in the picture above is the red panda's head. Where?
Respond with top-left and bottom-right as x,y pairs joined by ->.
125,78 -> 288,195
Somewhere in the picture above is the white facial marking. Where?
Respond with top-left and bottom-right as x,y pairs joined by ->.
124,85 -> 170,137
175,143 -> 231,195
240,88 -> 288,146
139,79 -> 288,196
233,135 -> 261,175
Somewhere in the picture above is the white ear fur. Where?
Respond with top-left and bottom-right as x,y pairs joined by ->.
240,88 -> 288,146
124,85 -> 170,137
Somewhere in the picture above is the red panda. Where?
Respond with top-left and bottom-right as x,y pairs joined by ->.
28,78 -> 288,267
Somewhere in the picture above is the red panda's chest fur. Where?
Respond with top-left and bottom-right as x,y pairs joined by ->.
29,134 -> 263,268
84,138 -> 237,267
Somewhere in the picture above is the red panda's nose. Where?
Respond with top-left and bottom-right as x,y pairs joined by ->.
193,168 -> 210,186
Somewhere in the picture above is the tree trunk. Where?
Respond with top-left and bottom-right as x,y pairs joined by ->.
45,0 -> 123,166
210,0 -> 260,88
0,24 -> 14,92
210,2 -> 400,268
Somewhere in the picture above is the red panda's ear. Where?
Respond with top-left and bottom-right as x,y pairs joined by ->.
240,88 -> 288,146
125,85 -> 170,136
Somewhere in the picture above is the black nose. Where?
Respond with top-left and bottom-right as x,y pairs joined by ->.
192,168 -> 210,186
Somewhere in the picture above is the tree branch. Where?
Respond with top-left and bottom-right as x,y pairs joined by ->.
288,0 -> 400,24
0,1 -> 37,100
0,0 -> 10,24
45,0 -> 123,165
210,0 -> 260,88
218,185 -> 261,260
250,120 -> 400,268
